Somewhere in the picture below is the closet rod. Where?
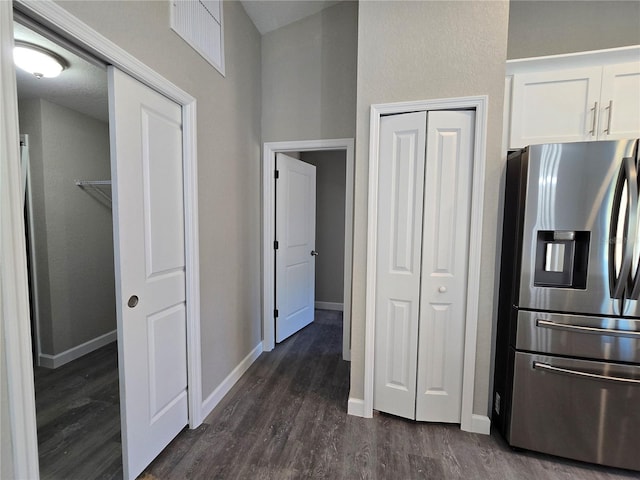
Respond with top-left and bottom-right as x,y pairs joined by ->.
75,179 -> 112,206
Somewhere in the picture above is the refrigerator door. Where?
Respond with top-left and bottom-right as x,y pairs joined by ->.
515,310 -> 640,363
510,352 -> 640,471
519,140 -> 639,316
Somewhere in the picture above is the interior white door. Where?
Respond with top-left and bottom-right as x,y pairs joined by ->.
416,110 -> 474,422
275,153 -> 317,342
373,111 -> 427,420
109,67 -> 188,480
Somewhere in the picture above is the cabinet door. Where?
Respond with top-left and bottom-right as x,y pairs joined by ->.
599,62 -> 640,140
510,67 -> 602,148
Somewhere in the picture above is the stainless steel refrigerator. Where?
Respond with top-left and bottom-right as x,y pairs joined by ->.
493,139 -> 640,471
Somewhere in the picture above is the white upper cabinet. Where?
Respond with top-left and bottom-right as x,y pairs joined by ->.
600,62 -> 640,140
506,47 -> 640,149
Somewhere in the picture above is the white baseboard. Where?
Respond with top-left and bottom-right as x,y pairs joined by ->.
466,414 -> 491,435
315,301 -> 343,311
201,342 -> 263,421
347,396 -> 371,418
39,329 -> 117,369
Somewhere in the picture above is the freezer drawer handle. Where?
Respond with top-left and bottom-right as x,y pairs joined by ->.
536,319 -> 640,338
533,361 -> 640,385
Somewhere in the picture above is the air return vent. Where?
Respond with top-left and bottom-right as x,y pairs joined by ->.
171,0 -> 225,76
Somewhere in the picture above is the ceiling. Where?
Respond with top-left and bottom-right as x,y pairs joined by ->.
13,21 -> 108,123
241,0 -> 340,34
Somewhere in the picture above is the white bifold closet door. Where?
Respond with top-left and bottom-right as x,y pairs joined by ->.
373,109 -> 474,422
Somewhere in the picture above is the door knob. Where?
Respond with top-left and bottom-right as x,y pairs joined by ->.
438,286 -> 447,293
311,250 -> 319,256
127,295 -> 139,308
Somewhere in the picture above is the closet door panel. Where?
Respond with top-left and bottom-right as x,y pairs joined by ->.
416,110 -> 474,422
373,111 -> 427,420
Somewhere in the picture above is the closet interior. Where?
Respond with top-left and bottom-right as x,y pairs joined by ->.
14,16 -> 122,479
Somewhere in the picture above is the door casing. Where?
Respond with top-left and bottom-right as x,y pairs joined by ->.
359,96 -> 490,435
262,139 -> 354,361
2,1 -> 202,476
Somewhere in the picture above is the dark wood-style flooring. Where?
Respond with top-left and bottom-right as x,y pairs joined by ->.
34,341 -> 122,479
35,311 -> 639,479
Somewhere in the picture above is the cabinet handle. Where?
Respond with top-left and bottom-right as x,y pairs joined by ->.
604,100 -> 613,135
589,101 -> 598,136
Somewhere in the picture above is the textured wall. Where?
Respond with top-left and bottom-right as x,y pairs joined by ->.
19,99 -> 115,358
261,1 -> 358,142
351,1 -> 509,415
301,150 -> 346,305
508,1 -> 640,59
55,0 -> 263,400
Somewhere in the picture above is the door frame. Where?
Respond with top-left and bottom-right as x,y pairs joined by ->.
363,96 -> 490,434
262,139 -> 354,361
2,1 -> 203,476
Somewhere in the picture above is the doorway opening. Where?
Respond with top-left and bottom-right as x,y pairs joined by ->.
5,3 -> 202,478
262,139 -> 354,362
14,16 -> 121,478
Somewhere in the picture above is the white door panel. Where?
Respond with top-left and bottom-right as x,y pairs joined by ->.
416,110 -> 474,422
109,67 -> 188,480
275,153 -> 316,342
373,111 -> 427,420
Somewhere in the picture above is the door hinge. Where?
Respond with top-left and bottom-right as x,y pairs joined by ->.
274,240 -> 279,250
274,309 -> 279,318
274,170 -> 279,179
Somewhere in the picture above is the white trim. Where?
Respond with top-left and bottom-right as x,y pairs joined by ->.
506,45 -> 640,75
314,301 -> 343,311
347,397 -> 370,418
470,414 -> 491,435
39,330 -> 117,369
21,134 -> 43,366
363,96 -> 488,435
1,2 -> 40,477
262,139 -> 354,363
201,342 -> 263,420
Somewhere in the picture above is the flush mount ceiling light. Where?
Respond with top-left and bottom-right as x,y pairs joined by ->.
14,40 -> 68,79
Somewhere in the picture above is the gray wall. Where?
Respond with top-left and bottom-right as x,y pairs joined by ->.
350,1 -> 509,415
56,0 -> 262,398
262,1 -> 358,142
508,1 -> 640,59
19,98 -> 115,357
301,150 -> 346,305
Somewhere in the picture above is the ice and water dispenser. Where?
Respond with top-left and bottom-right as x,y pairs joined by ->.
534,230 -> 590,289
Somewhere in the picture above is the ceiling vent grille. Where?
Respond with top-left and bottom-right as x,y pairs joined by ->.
171,0 -> 225,76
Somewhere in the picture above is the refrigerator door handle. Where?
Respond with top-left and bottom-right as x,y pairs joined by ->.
608,156 -> 638,299
533,361 -> 640,385
536,319 -> 640,338
627,146 -> 640,301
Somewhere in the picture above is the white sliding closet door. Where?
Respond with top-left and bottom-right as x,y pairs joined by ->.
109,67 -> 188,480
416,110 -> 474,422
373,111 -> 427,419
373,110 -> 474,423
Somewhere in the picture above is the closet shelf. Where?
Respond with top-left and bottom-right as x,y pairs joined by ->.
75,180 -> 112,206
